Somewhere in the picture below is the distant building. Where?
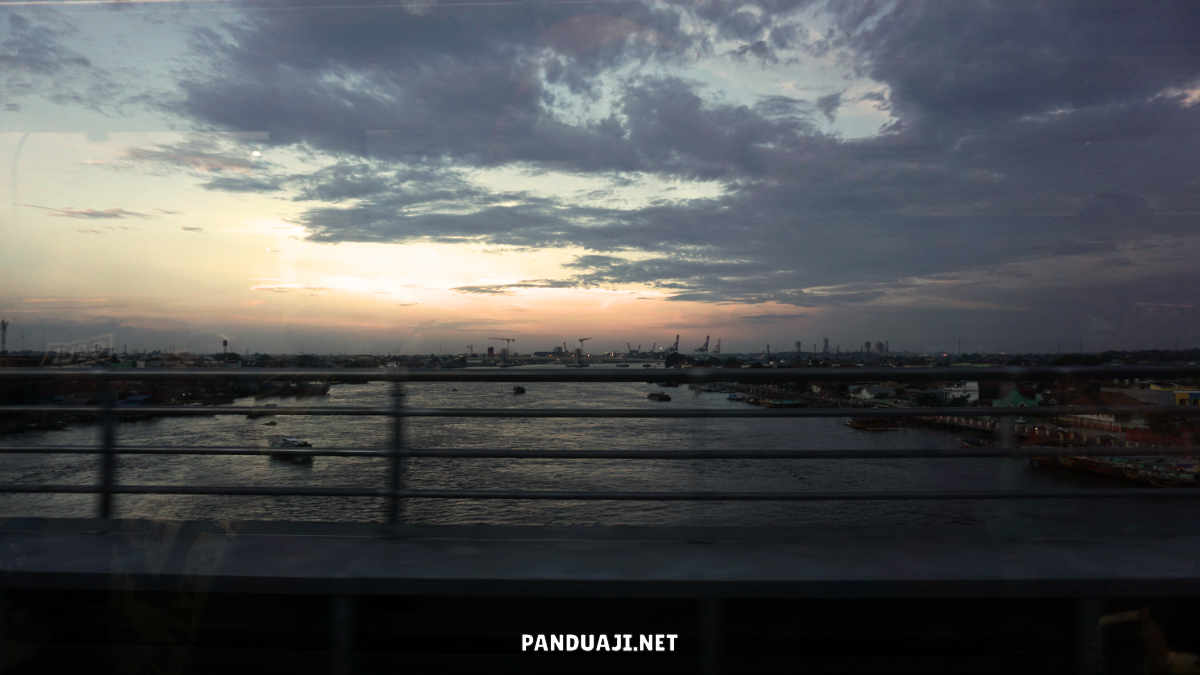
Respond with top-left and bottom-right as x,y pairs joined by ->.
1175,390 -> 1200,407
851,385 -> 896,400
942,381 -> 980,404
991,389 -> 1039,408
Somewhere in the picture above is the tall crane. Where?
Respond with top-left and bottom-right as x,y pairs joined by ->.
489,337 -> 516,360
0,319 -> 7,356
466,344 -> 474,356
713,338 -> 721,355
626,342 -> 633,355
575,337 -> 592,364
670,335 -> 680,353
695,335 -> 710,353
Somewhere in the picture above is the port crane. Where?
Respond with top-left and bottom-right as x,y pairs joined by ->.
466,344 -> 474,356
575,337 -> 592,363
670,335 -> 680,353
695,336 -> 710,353
713,338 -> 721,355
489,337 -> 516,360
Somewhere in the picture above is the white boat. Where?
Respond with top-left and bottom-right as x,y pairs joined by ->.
269,436 -> 313,465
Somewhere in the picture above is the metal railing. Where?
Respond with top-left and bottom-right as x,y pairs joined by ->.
2,365 -> 1200,525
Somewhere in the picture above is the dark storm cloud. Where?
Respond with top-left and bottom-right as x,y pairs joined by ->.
753,95 -> 810,118
1,13 -> 90,75
201,176 -> 284,193
126,142 -> 263,173
172,1 -> 697,170
300,196 -> 595,247
832,0 -> 1200,127
815,91 -> 841,121
24,203 -> 149,219
620,76 -> 821,179
743,312 -> 809,322
161,0 -> 1200,343
678,0 -> 816,44
730,40 -> 773,62
1,10 -> 130,112
451,278 -> 579,295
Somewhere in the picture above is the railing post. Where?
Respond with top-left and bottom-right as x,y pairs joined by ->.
699,597 -> 722,675
98,382 -> 117,520
387,379 -> 407,528
999,380 -> 1016,450
330,595 -> 354,675
1076,598 -> 1102,675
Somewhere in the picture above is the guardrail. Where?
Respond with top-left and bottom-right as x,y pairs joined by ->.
2,365 -> 1199,524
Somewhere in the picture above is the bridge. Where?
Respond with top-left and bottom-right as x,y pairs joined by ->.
3,365 -> 1200,674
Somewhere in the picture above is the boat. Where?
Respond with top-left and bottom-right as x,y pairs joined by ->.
512,386 -> 526,394
615,363 -> 630,368
763,400 -> 805,408
268,437 -> 313,465
728,393 -> 746,402
653,381 -> 679,388
297,381 -> 331,396
642,363 -> 652,368
845,417 -> 902,431
647,392 -> 671,402
247,403 -> 278,419
1032,454 -> 1200,487
263,420 -> 278,426
959,437 -> 990,448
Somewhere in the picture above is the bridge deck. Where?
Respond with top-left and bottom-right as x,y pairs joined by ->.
3,518 -> 1200,597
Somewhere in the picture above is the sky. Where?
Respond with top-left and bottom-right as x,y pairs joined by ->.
2,0 -> 1200,355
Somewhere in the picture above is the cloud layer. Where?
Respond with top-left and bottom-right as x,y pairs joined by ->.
9,0 -> 1200,350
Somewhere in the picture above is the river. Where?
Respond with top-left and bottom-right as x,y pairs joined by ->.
1,374 -> 1191,538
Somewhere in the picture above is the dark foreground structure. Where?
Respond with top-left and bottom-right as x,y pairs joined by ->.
4,366 -> 1200,674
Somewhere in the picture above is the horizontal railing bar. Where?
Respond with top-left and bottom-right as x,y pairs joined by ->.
4,405 -> 1199,418
1,365 -> 1199,382
0,485 -> 1197,500
0,445 -> 1196,459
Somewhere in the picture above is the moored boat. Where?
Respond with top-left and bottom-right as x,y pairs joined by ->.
269,437 -> 313,465
845,417 -> 902,431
